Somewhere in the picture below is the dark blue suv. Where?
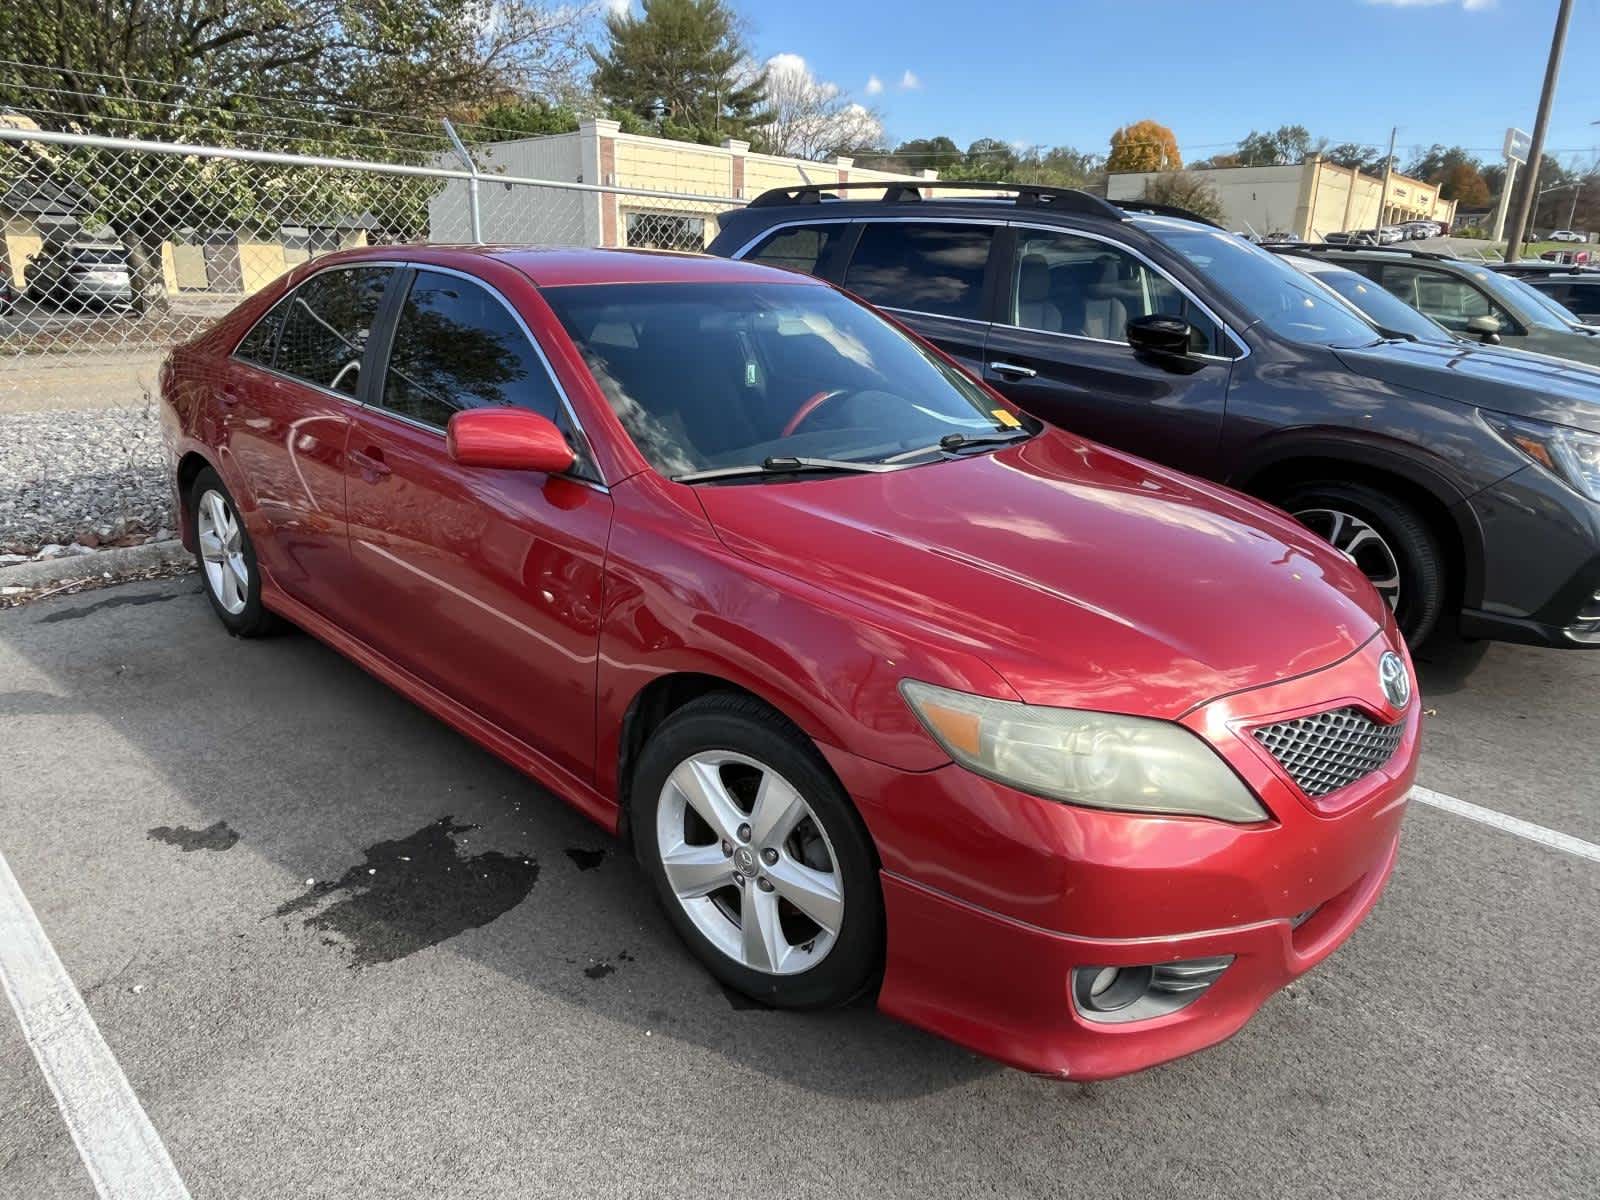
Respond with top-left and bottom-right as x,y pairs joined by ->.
709,182 -> 1600,650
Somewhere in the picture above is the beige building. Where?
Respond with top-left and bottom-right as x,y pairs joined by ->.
429,118 -> 934,249
1107,157 -> 1457,239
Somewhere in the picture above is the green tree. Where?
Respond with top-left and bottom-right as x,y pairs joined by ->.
589,0 -> 768,146
1235,125 -> 1324,166
891,136 -> 963,172
0,0 -> 585,307
1139,172 -> 1225,223
1107,120 -> 1180,173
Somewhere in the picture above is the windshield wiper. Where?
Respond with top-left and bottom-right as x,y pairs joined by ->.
672,456 -> 901,484
881,429 -> 1033,464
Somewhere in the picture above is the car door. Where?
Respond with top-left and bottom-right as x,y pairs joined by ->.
836,220 -> 998,376
342,265 -> 612,782
980,226 -> 1234,478
224,264 -> 394,619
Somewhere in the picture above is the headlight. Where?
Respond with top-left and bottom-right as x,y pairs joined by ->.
899,680 -> 1268,823
1483,412 -> 1600,502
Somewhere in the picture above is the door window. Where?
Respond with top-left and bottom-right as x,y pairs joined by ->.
274,266 -> 393,395
1377,265 -> 1513,333
378,269 -> 562,429
842,222 -> 995,321
745,225 -> 846,278
234,297 -> 290,367
1010,231 -> 1221,353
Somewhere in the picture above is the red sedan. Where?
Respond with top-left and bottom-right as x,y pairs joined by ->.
159,245 -> 1417,1079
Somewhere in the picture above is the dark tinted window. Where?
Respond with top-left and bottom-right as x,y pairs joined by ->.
235,298 -> 289,367
1010,230 -> 1220,353
379,269 -> 560,428
843,222 -> 994,320
275,266 -> 392,395
746,225 -> 844,277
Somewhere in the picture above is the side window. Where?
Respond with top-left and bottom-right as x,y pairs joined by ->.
234,297 -> 289,367
745,225 -> 844,277
1010,231 -> 1221,353
843,222 -> 995,321
379,269 -> 561,429
1378,265 -> 1512,333
275,266 -> 393,395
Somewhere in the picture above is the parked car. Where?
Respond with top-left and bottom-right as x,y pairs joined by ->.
1401,220 -> 1441,240
1550,230 -> 1587,243
1289,244 -> 1600,365
1489,263 -> 1600,323
1378,226 -> 1407,245
1273,251 -> 1457,343
1323,230 -> 1377,246
161,244 -> 1418,1080
710,181 -> 1600,649
23,240 -> 134,311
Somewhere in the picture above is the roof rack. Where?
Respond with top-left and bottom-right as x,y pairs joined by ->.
1267,242 -> 1466,264
746,179 -> 1127,221
1114,200 -> 1224,229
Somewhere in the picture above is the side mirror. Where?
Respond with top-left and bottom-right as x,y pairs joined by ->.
1466,314 -> 1502,344
447,407 -> 575,474
1127,314 -> 1195,357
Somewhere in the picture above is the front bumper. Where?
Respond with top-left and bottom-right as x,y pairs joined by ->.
825,631 -> 1418,1079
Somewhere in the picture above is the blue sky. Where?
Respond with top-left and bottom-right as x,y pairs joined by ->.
739,0 -> 1600,169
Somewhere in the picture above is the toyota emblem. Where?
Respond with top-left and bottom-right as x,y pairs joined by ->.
1378,651 -> 1411,709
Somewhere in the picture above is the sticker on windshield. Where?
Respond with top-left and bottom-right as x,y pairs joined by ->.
992,409 -> 1022,429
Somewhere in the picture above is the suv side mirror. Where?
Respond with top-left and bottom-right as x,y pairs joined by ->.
1126,314 -> 1199,370
447,407 -> 576,474
1466,314 -> 1502,344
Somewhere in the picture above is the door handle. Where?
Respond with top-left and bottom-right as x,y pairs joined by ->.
988,361 -> 1038,379
350,447 -> 392,480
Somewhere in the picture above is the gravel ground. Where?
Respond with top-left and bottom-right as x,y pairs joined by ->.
0,402 -> 174,556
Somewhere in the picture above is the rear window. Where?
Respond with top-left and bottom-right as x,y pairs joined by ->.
745,225 -> 845,277
274,266 -> 393,396
843,222 -> 995,321
69,248 -> 125,267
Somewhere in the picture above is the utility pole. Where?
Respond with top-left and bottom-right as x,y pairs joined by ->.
1568,181 -> 1583,229
1507,0 -> 1576,261
1376,126 -> 1397,231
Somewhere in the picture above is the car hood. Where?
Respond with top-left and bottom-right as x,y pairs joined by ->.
696,432 -> 1386,720
1334,338 -> 1600,433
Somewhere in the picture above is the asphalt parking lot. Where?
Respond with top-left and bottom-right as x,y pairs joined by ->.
1,575 -> 1597,1199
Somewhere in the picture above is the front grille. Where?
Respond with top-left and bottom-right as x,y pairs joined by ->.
1253,707 -> 1404,798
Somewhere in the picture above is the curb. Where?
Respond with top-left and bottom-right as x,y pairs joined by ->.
0,539 -> 190,590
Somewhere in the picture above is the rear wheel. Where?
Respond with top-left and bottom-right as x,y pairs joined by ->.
188,467 -> 280,637
632,693 -> 883,1009
1275,481 -> 1445,646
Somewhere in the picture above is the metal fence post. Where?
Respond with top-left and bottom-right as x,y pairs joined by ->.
442,119 -> 482,243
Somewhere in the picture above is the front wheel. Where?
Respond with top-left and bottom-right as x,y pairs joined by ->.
632,693 -> 883,1009
1276,481 -> 1445,646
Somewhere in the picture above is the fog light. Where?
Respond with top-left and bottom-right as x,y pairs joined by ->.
1072,956 -> 1233,1024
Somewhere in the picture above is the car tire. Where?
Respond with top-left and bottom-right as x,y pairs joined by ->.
188,467 -> 280,637
1275,481 -> 1445,646
632,692 -> 883,1010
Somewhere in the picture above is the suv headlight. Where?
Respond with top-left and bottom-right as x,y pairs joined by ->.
899,680 -> 1268,823
1484,412 -> 1600,502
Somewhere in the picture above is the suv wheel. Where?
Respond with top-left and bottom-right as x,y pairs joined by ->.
1276,481 -> 1445,646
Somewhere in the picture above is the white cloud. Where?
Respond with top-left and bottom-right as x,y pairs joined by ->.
898,69 -> 920,90
865,74 -> 884,96
1362,0 -> 1496,9
605,0 -> 631,14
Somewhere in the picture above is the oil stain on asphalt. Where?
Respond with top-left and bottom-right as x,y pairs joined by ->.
275,817 -> 538,967
565,846 -> 607,871
148,820 -> 240,852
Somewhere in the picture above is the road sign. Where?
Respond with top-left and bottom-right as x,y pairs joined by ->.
1505,127 -> 1531,163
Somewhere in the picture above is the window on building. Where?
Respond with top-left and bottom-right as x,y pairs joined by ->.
842,222 -> 996,321
625,211 -> 707,251
378,269 -> 561,429
274,266 -> 393,395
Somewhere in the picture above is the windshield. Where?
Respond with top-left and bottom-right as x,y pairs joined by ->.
1459,264 -> 1577,330
1287,259 -> 1453,343
1498,272 -> 1584,327
1147,225 -> 1380,349
542,282 -> 1031,478
68,248 -> 126,267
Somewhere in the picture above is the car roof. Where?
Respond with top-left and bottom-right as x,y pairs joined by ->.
292,243 -> 819,289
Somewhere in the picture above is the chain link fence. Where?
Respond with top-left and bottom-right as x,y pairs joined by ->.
0,125 -> 743,559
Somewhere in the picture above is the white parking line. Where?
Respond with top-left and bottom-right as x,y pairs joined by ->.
0,850 -> 191,1200
1412,785 -> 1600,864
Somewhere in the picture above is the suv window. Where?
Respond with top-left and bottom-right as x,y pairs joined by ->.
274,266 -> 393,395
843,222 -> 994,321
1376,265 -> 1514,334
743,224 -> 846,276
1010,230 -> 1221,353
379,269 -> 561,429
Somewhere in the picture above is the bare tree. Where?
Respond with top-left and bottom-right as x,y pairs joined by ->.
759,54 -> 882,162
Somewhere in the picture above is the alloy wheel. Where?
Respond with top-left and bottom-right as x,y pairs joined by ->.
196,488 -> 249,615
654,750 -> 844,975
1292,506 -> 1402,612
